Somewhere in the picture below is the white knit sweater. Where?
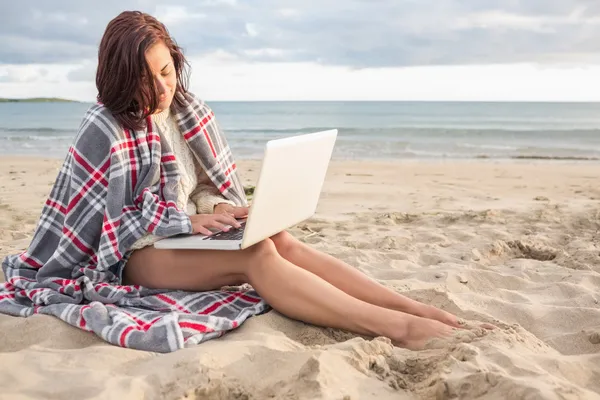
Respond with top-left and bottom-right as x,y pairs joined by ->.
130,108 -> 235,250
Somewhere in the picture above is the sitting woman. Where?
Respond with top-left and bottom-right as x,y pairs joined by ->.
0,11 -> 489,351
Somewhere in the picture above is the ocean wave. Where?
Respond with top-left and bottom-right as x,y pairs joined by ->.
457,143 -> 518,151
225,126 -> 600,138
510,155 -> 600,161
3,125 -> 600,138
0,135 -> 74,142
0,127 -> 74,134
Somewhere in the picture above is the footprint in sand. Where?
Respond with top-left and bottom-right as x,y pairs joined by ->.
450,342 -> 480,362
488,239 -> 559,262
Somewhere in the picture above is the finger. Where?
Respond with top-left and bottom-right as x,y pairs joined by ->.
233,207 -> 250,218
480,323 -> 496,330
209,221 -> 231,232
215,214 -> 241,228
194,226 -> 213,236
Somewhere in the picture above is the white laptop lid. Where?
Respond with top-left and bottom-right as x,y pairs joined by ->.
241,129 -> 338,249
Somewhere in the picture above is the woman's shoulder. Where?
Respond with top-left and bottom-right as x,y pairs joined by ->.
178,91 -> 215,116
81,102 -> 120,126
74,102 -> 127,145
185,91 -> 204,106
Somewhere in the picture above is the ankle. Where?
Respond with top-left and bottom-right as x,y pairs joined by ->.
390,298 -> 430,318
370,308 -> 412,342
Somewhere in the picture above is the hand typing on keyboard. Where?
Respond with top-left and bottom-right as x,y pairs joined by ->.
213,204 -> 249,219
205,221 -> 247,241
189,213 -> 242,236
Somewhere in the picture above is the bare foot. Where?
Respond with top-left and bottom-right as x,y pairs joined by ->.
388,315 -> 456,350
419,305 -> 496,331
419,305 -> 463,328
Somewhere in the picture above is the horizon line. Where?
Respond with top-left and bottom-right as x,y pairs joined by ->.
3,97 -> 600,104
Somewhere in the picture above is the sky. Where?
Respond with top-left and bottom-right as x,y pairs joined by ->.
1,0 -> 600,102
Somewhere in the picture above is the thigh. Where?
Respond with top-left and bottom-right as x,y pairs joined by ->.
123,245 -> 253,291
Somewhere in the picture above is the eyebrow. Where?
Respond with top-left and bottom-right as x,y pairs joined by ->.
161,62 -> 171,72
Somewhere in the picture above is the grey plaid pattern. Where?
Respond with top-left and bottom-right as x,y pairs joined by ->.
0,91 -> 269,352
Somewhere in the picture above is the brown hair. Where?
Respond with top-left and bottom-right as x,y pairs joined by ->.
96,11 -> 189,130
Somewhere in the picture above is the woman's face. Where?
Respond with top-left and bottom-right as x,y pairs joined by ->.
145,41 -> 177,112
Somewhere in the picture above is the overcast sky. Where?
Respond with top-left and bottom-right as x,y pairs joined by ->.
1,0 -> 599,101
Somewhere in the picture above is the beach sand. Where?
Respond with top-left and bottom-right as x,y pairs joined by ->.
1,156 -> 600,399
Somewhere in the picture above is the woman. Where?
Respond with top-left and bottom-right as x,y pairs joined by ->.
0,11 -> 487,352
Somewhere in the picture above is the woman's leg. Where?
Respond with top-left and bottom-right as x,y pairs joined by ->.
123,239 -> 456,349
269,231 -> 463,328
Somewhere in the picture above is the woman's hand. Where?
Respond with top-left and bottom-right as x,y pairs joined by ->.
213,203 -> 249,219
189,213 -> 241,236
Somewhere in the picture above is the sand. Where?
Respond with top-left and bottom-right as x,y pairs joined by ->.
1,156 -> 600,400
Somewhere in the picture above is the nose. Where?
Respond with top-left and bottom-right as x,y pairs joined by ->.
155,77 -> 167,96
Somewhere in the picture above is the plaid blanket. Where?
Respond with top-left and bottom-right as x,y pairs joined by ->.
0,91 -> 269,352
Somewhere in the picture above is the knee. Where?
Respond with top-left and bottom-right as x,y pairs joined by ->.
245,238 -> 280,262
241,238 -> 279,281
269,230 -> 299,257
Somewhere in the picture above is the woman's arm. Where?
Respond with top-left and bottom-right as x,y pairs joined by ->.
189,170 -> 236,214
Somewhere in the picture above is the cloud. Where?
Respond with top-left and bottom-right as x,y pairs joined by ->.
1,0 -> 600,69
244,23 -> 259,38
4,53 -> 600,102
154,5 -> 206,25
0,64 -> 71,83
277,8 -> 300,18
67,61 -> 97,82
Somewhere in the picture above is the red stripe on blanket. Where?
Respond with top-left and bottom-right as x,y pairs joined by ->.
52,279 -> 77,285
200,293 -> 246,315
161,154 -> 176,163
0,293 -> 15,301
19,253 -> 43,269
102,215 -> 121,256
114,285 -> 133,293
24,288 -> 48,301
184,112 -> 217,158
184,126 -> 201,141
223,163 -> 236,177
79,305 -> 89,329
147,202 -> 165,234
179,321 -> 213,333
147,132 -> 161,145
66,152 -> 110,214
121,309 -> 160,329
111,135 -> 145,154
202,126 -> 217,158
119,326 -> 135,347
9,276 -> 36,284
45,198 -> 67,215
156,293 -> 190,313
62,226 -> 94,256
219,180 -> 232,193
239,293 -> 262,303
70,147 -> 110,187
106,304 -> 161,330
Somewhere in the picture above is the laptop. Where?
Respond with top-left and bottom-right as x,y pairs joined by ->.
153,129 -> 338,250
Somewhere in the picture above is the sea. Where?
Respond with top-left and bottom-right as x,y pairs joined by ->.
1,101 -> 600,161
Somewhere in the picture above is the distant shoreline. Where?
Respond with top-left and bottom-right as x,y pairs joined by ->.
0,98 -> 79,103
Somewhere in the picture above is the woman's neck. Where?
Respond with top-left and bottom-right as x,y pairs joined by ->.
151,107 -> 170,124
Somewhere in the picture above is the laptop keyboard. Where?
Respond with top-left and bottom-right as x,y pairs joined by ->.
205,222 -> 246,241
